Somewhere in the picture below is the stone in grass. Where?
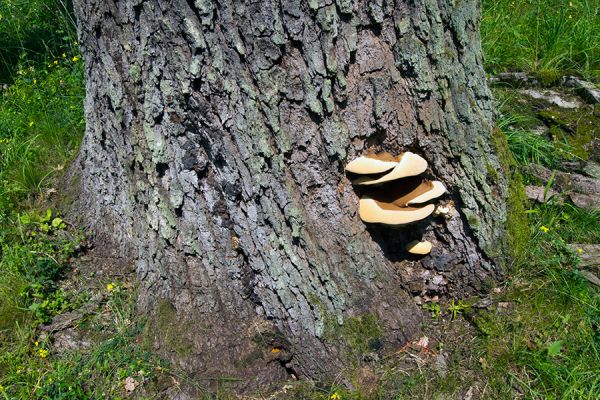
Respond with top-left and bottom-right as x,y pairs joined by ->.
568,244 -> 600,268
53,329 -> 91,352
564,244 -> 600,286
580,271 -> 600,286
435,353 -> 448,377
528,165 -> 599,198
563,76 -> 600,104
519,89 -> 583,109
583,161 -> 600,180
525,184 -> 598,210
560,161 -> 600,179
525,185 -> 562,204
531,125 -> 549,136
488,72 -> 540,87
569,192 -> 600,210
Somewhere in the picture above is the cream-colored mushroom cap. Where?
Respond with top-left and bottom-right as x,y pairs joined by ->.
356,152 -> 428,186
345,153 -> 399,175
406,240 -> 432,255
359,198 -> 435,225
368,179 -> 446,207
405,181 -> 446,205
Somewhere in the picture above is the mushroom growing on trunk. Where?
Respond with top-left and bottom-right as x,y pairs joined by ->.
367,179 -> 447,207
406,240 -> 433,255
352,152 -> 428,186
345,152 -> 400,175
359,199 -> 435,225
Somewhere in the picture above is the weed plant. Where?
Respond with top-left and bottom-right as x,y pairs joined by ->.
474,204 -> 600,399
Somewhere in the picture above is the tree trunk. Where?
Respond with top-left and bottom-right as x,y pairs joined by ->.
70,0 -> 507,391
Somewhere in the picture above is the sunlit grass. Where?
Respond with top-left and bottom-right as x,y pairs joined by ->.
482,0 -> 600,80
0,58 -> 84,205
0,0 -> 77,83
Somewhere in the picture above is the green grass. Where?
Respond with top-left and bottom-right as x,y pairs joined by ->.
0,283 -> 170,399
0,58 -> 84,207
0,0 -> 76,83
468,100 -> 600,399
474,213 -> 600,399
0,51 -> 85,338
498,113 -> 582,169
494,84 -> 596,170
482,0 -> 600,80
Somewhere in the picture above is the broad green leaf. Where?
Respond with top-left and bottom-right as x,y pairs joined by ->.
19,214 -> 31,224
41,208 -> 52,222
547,340 -> 563,357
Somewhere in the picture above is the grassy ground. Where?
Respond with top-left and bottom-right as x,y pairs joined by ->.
0,1 -> 168,399
0,0 -> 598,399
0,0 -> 76,83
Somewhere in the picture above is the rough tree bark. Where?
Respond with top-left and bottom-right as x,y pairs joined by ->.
70,0 -> 507,391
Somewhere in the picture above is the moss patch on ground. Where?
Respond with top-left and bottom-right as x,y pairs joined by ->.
494,87 -> 599,167
490,126 -> 530,267
145,299 -> 194,357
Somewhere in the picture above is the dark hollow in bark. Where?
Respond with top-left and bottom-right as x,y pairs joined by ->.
70,0 -> 508,391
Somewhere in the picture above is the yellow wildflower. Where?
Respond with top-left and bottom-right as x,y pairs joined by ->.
53,60 -> 59,65
271,348 -> 281,354
62,53 -> 66,58
107,283 -> 116,292
34,341 -> 39,346
539,226 -> 549,233
330,393 -> 341,400
38,349 -> 48,358
72,55 -> 80,62
577,248 -> 583,254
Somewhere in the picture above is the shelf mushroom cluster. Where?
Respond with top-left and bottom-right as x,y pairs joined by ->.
346,151 -> 446,255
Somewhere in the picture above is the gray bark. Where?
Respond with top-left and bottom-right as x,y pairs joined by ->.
70,0 -> 507,390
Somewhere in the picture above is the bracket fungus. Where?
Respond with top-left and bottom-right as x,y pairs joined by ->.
345,152 -> 399,175
352,152 -> 428,186
366,179 -> 447,208
346,151 -> 447,254
359,199 -> 435,225
406,240 -> 433,255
